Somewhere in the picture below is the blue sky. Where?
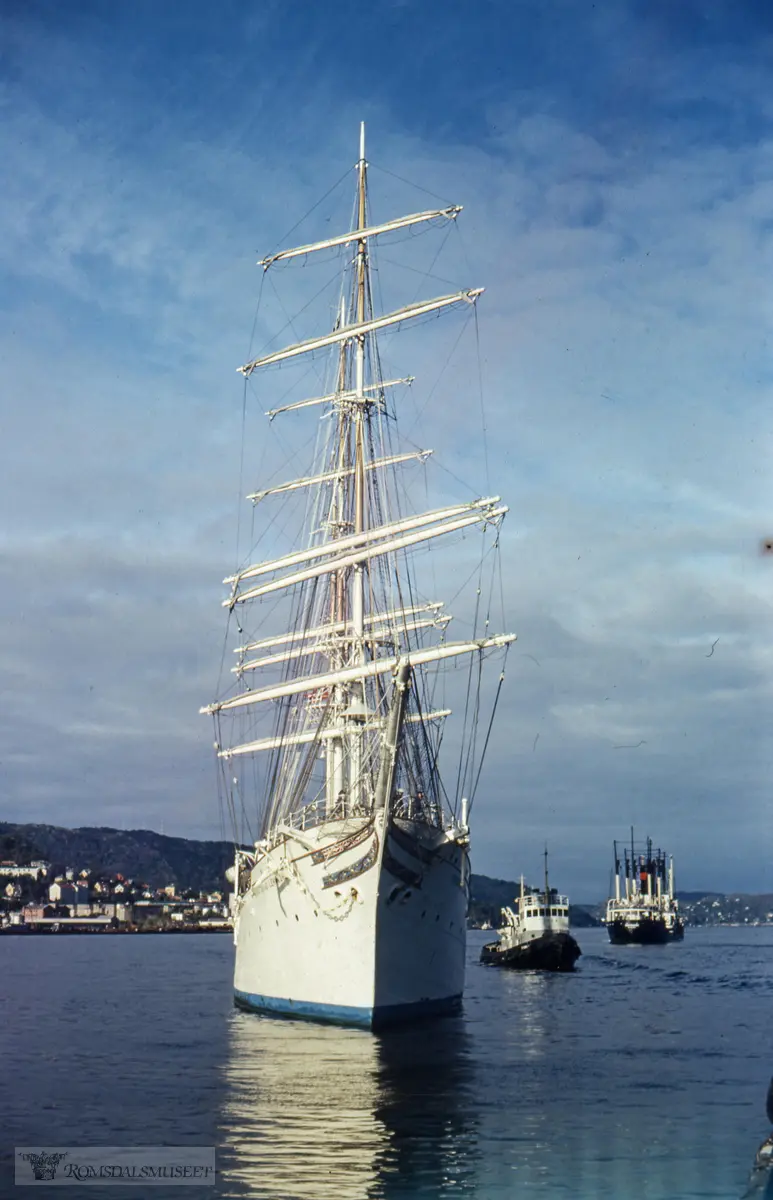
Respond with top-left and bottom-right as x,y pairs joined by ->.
2,0 -> 772,898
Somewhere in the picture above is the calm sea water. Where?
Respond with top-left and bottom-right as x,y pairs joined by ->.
1,926 -> 772,1199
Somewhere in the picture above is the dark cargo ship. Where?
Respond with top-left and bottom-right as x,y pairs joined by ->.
605,831 -> 684,945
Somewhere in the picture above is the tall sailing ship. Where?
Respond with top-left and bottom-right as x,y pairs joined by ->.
605,832 -> 684,945
202,126 -> 515,1028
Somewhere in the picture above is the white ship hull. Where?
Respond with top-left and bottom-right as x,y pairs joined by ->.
233,809 -> 468,1028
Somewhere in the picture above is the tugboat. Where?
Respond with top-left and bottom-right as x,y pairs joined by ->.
605,830 -> 684,945
480,851 -> 581,971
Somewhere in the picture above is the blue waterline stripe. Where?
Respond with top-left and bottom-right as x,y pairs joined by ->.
234,988 -> 461,1028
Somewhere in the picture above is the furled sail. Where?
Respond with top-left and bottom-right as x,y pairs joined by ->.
259,207 -> 462,270
238,290 -> 484,377
203,635 -> 514,716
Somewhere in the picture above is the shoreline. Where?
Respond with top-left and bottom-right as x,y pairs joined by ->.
0,925 -> 232,936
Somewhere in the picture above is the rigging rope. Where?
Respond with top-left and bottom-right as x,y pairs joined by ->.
473,304 -> 491,494
369,161 -> 457,208
262,167 -> 353,263
468,646 -> 509,815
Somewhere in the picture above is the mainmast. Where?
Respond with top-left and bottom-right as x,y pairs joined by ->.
348,121 -> 368,807
326,297 -> 348,815
323,123 -> 370,816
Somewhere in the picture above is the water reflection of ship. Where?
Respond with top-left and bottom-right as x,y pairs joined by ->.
219,1013 -> 382,1199
218,1012 -> 477,1199
372,1020 -> 478,1198
482,964 -> 565,1063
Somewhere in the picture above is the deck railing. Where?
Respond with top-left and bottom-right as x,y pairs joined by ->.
279,794 -> 449,834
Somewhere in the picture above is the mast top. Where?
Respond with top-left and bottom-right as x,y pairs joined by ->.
359,121 -> 366,163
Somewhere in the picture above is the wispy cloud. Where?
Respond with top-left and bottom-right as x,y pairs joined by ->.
1,0 -> 772,894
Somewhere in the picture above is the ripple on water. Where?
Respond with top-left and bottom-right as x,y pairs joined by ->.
1,926 -> 771,1198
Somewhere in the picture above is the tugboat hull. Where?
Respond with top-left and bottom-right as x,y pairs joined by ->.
480,931 -> 581,972
607,916 -> 684,945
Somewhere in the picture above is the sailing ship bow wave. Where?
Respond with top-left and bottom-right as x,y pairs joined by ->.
202,124 -> 515,1027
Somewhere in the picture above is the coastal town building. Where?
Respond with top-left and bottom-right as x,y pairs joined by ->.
22,904 -> 58,921
1,861 -> 231,932
49,881 -> 89,906
0,861 -> 50,879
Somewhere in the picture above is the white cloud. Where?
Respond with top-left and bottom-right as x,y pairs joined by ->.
2,8 -> 773,894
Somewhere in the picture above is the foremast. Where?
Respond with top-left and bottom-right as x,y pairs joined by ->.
204,124 -> 516,841
347,120 -> 368,817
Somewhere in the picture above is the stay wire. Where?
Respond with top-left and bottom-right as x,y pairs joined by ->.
235,376 -> 250,570
469,644 -> 510,814
454,525 -> 486,804
264,264 -> 347,364
474,304 -> 491,493
460,650 -> 484,802
262,167 -> 353,263
369,161 -> 457,209
404,316 -> 472,443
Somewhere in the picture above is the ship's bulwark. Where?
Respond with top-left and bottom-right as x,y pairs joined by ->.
232,810 -> 468,1030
